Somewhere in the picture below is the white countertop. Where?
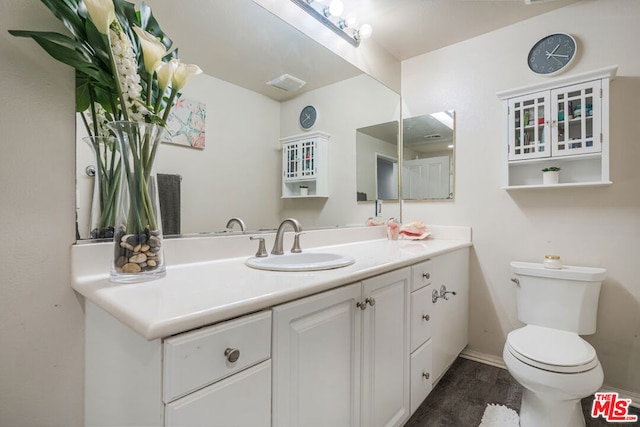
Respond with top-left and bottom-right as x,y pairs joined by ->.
71,226 -> 471,340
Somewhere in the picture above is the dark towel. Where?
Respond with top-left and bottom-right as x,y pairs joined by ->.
157,173 -> 181,236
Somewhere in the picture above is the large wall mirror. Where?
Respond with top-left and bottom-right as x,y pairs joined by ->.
75,0 -> 400,241
402,111 -> 455,200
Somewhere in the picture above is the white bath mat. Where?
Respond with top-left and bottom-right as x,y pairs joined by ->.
478,404 -> 520,427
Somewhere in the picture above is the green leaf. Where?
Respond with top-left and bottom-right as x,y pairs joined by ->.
76,71 -> 91,112
38,0 -> 86,41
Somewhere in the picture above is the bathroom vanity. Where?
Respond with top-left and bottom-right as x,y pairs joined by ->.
72,225 -> 471,426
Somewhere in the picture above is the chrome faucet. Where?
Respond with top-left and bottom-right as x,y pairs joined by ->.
226,217 -> 246,232
271,218 -> 303,255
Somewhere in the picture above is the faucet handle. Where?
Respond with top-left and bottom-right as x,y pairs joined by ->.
291,232 -> 305,253
249,236 -> 268,257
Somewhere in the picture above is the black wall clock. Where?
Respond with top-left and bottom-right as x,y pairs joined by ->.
527,33 -> 577,76
299,105 -> 317,130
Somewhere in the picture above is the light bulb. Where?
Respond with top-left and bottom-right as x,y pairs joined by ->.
357,23 -> 373,40
328,0 -> 344,16
344,15 -> 358,28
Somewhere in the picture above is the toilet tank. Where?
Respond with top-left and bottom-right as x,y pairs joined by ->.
511,261 -> 606,335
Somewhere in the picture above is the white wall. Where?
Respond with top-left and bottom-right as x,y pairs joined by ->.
155,75 -> 282,234
1,0 -> 84,426
402,0 -> 640,394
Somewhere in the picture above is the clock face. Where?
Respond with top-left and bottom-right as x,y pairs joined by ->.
299,105 -> 317,130
527,33 -> 577,76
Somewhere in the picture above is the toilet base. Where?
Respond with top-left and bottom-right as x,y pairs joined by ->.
520,389 -> 586,427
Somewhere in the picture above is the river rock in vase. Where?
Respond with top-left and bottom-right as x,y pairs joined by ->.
113,227 -> 163,273
108,121 -> 167,283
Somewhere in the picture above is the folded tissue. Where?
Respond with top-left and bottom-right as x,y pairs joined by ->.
399,221 -> 432,240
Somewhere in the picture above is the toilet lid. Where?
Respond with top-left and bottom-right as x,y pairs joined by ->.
507,325 -> 598,373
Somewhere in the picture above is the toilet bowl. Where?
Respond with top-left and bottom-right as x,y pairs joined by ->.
504,261 -> 606,427
504,325 -> 603,427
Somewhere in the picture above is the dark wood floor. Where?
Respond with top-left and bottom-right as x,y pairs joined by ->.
404,357 -> 640,427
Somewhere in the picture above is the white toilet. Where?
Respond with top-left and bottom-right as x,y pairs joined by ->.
503,261 -> 606,427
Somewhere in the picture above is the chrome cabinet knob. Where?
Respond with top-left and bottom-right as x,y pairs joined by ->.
422,372 -> 430,380
224,347 -> 240,363
366,297 -> 376,307
422,314 -> 430,321
422,272 -> 430,279
357,301 -> 367,310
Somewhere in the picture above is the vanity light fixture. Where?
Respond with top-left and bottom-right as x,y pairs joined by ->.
291,0 -> 373,47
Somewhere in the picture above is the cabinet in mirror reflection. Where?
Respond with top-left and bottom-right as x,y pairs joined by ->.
402,110 -> 455,201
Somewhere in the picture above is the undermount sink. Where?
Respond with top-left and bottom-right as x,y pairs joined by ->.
245,252 -> 355,272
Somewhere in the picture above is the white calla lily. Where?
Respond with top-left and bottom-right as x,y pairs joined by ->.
156,60 -> 176,91
83,0 -> 115,35
132,26 -> 167,73
171,59 -> 202,91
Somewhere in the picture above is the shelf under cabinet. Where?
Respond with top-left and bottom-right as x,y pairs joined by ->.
503,180 -> 612,190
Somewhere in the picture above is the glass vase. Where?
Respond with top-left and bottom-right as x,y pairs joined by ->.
107,121 -> 166,283
83,136 -> 121,239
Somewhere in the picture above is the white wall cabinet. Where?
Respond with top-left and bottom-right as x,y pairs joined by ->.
281,132 -> 329,198
498,66 -> 616,189
272,268 -> 410,427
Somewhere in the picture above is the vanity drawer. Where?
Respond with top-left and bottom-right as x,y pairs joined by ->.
410,339 -> 433,415
163,310 -> 271,403
411,259 -> 433,292
410,284 -> 433,352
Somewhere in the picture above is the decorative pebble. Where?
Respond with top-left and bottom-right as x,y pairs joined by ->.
147,260 -> 157,267
122,263 -> 142,273
116,256 -> 128,268
140,244 -> 150,252
129,253 -> 147,263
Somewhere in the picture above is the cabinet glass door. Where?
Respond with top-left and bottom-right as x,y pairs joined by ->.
551,81 -> 601,156
299,140 -> 317,178
508,91 -> 549,161
283,143 -> 299,179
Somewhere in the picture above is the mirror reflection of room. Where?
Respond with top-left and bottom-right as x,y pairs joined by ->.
356,121 -> 399,202
402,110 -> 455,200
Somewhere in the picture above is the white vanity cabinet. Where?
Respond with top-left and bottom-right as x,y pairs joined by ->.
281,132 -> 329,198
498,66 -> 616,189
163,311 -> 272,426
84,303 -> 272,427
408,248 -> 470,415
272,268 -> 411,427
409,259 -> 435,415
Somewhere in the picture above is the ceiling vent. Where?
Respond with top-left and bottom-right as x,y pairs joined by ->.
266,74 -> 306,91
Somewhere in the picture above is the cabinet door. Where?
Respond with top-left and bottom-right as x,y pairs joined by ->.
508,91 -> 550,161
431,249 -> 469,382
551,80 -> 601,157
165,360 -> 271,427
272,283 -> 362,427
361,268 -> 411,427
283,142 -> 300,180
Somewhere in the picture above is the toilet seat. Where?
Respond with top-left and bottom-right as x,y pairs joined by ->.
506,325 -> 599,373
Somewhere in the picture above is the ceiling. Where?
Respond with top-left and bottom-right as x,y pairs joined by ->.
148,0 -> 577,102
350,0 -> 578,61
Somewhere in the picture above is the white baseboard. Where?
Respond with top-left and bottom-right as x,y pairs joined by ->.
459,349 -> 640,409
460,348 -> 507,370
